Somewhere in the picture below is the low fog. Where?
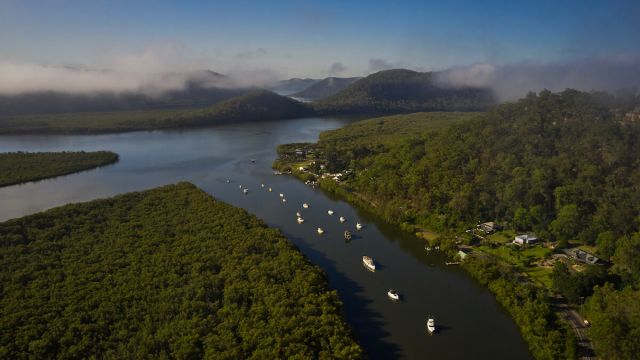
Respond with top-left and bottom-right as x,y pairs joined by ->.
434,56 -> 640,101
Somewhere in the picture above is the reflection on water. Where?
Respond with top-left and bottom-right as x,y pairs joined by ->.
0,118 -> 532,359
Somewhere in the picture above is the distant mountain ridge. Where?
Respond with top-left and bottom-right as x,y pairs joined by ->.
267,78 -> 320,95
313,69 -> 495,114
291,77 -> 361,100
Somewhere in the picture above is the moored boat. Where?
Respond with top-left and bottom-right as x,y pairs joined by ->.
282,198 -> 287,203
296,211 -> 301,217
387,289 -> 400,301
362,256 -> 376,271
279,193 -> 284,198
243,188 -> 249,194
344,230 -> 352,241
356,223 -> 363,230
427,318 -> 436,334
317,227 -> 324,234
303,203 -> 309,209
297,217 -> 304,224
339,216 -> 346,223
327,210 -> 334,215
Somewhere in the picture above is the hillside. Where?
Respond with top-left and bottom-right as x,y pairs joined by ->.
313,69 -> 494,114
0,70 -> 249,116
291,77 -> 361,100
0,90 -> 312,134
279,89 -> 640,360
0,151 -> 119,187
267,78 -> 320,95
0,182 -> 362,359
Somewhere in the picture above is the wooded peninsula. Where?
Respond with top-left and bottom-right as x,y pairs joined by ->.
0,151 -> 119,187
0,183 -> 363,359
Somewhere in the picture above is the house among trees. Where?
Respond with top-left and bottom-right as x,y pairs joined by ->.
513,234 -> 538,246
477,221 -> 499,234
457,248 -> 470,260
563,248 -> 600,265
294,148 -> 306,158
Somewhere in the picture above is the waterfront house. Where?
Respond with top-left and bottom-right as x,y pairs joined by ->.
513,234 -> 538,245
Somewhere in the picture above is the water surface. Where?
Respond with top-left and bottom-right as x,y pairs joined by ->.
0,118 -> 532,359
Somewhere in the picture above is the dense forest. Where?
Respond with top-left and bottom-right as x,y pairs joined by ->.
0,151 -> 119,187
312,69 -> 495,114
0,183 -> 362,359
0,90 -> 312,134
277,89 -> 640,359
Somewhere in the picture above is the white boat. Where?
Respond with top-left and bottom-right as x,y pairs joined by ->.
362,256 -> 376,271
279,193 -> 284,198
327,210 -> 334,215
226,179 -> 230,183
339,216 -> 346,223
303,203 -> 309,209
243,188 -> 249,194
387,289 -> 400,301
317,227 -> 324,234
238,185 -> 243,189
356,223 -> 363,230
297,217 -> 305,224
427,318 -> 436,334
282,198 -> 287,203
296,212 -> 301,217
261,184 -> 265,188
268,188 -> 272,192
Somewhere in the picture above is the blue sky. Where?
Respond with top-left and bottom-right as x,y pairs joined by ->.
1,0 -> 639,78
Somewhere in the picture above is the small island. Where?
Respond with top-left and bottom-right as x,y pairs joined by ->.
0,183 -> 362,359
0,151 -> 119,187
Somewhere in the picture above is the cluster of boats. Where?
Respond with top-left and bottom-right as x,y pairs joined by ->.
233,178 -> 437,335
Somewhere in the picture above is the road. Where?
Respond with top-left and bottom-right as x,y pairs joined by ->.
554,301 -> 597,360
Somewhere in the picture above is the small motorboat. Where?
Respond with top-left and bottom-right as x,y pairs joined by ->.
327,210 -> 334,215
303,203 -> 309,209
427,318 -> 436,334
261,183 -> 265,188
339,216 -> 346,223
387,289 -> 400,301
279,193 -> 284,198
238,185 -> 243,189
356,223 -> 363,230
297,217 -> 305,224
296,211 -> 301,217
226,179 -> 230,183
362,256 -> 376,272
317,227 -> 324,235
243,188 -> 249,194
344,230 -> 352,241
282,198 -> 287,203
425,246 -> 432,251
268,188 -> 272,192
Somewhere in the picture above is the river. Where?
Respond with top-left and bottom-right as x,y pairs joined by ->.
0,117 -> 532,359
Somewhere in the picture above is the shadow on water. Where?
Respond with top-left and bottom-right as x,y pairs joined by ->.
284,233 -> 402,359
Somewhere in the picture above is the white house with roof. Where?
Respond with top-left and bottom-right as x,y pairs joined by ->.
513,234 -> 538,245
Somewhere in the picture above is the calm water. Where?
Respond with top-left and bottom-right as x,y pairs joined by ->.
0,117 -> 532,359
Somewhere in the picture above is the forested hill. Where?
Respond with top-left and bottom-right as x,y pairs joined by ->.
291,77 -> 361,100
0,151 -> 119,187
0,83 -> 248,116
312,69 -> 495,114
318,89 -> 640,243
0,182 -> 362,359
0,90 -> 313,134
306,90 -> 640,359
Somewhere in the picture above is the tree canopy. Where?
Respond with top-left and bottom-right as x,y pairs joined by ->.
0,183 -> 362,359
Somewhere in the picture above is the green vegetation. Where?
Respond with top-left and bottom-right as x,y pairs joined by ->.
463,256 -> 576,360
0,151 -> 119,187
0,90 -> 312,134
0,183 -> 362,359
312,69 -> 494,114
275,89 -> 640,359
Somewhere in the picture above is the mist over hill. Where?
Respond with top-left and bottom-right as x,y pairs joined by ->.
291,77 -> 361,100
313,69 -> 495,114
